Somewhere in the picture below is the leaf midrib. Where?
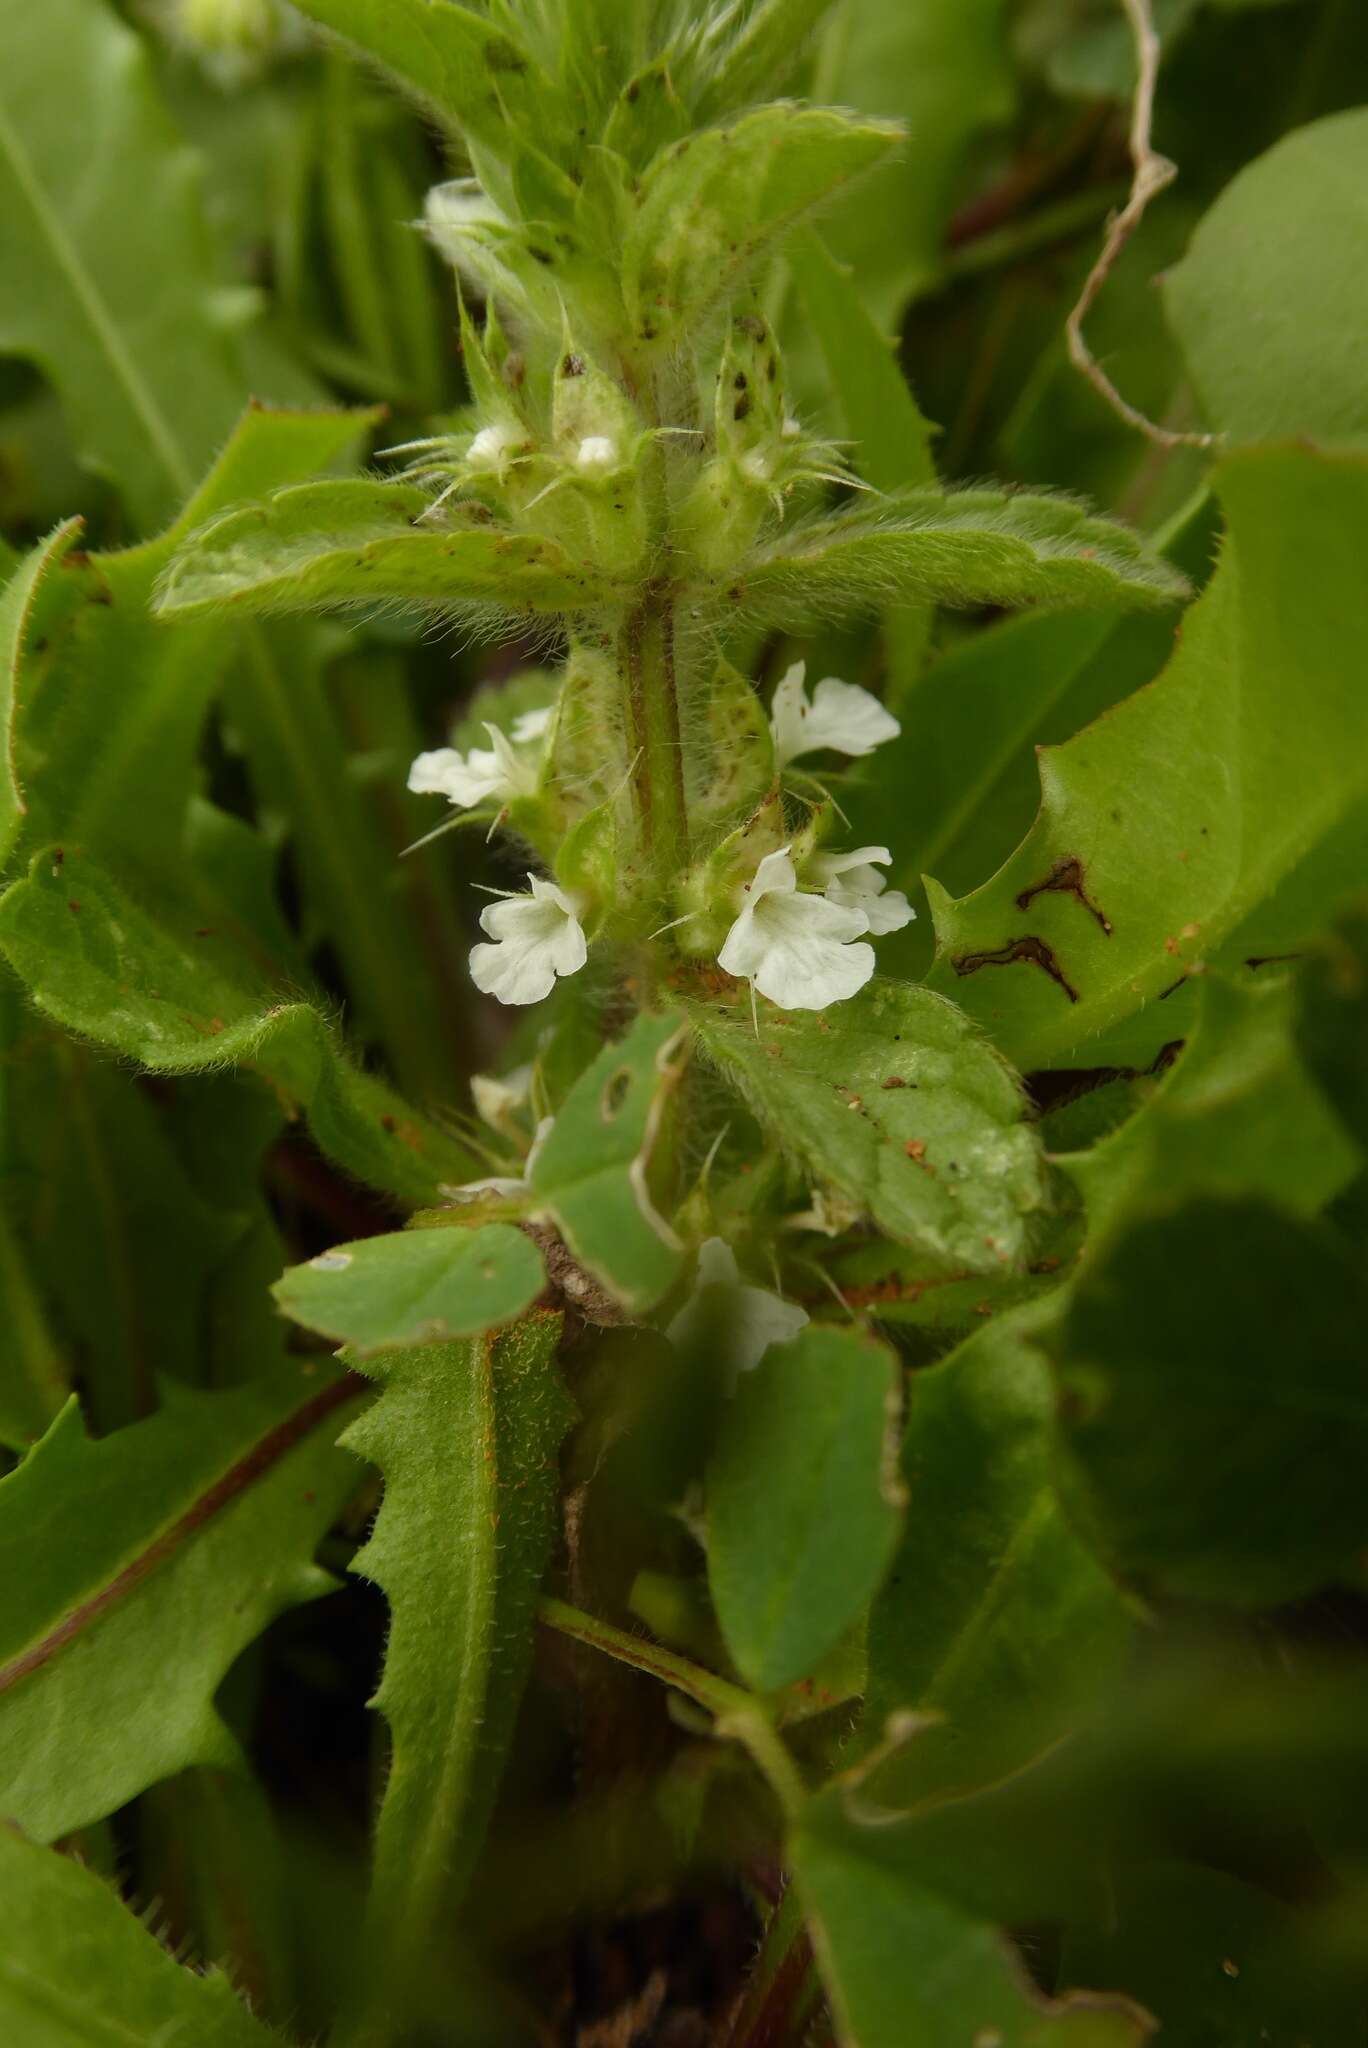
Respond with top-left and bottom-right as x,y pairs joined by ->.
0,100 -> 192,502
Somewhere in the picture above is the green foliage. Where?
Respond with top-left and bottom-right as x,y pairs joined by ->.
0,1362 -> 364,1842
0,1824 -> 284,2046
340,1315 -> 570,2035
691,979 -> 1046,1273
274,1221 -> 544,1351
706,1323 -> 903,1692
3,0 -> 1368,2036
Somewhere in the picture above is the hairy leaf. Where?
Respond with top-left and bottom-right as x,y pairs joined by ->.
0,1362 -> 365,1841
622,105 -> 903,350
274,1223 -> 545,1354
0,0 -> 256,531
729,487 -> 1189,628
342,1316 -> 570,2025
157,479 -> 619,620
0,1825 -> 284,2046
1047,1198 -> 1368,1607
1164,108 -> 1368,444
0,848 -> 478,1205
926,446 -> 1368,1068
689,980 -> 1046,1275
0,522 -> 82,870
529,1011 -> 688,1312
706,1324 -> 903,1693
865,1310 -> 1132,1804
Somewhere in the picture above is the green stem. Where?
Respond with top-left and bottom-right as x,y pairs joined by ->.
723,1882 -> 819,2048
618,585 -> 690,900
537,1597 -> 805,1820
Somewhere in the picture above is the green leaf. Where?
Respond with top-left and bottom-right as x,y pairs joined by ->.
622,105 -> 903,350
706,1323 -> 903,1694
689,980 -> 1047,1276
0,1825 -> 284,2047
15,405 -> 379,878
0,0 -> 259,532
729,487 -> 1189,629
1047,1197 -> 1368,1606
1164,108 -> 1368,444
341,1316 -> 571,2027
0,1362 -> 365,1842
694,1 -> 840,121
274,1223 -> 545,1354
0,847 -> 478,1206
0,522 -> 81,870
865,1310 -> 1133,1804
528,1011 -> 688,1313
289,0 -> 559,169
1061,970 -> 1361,1242
156,479 -> 618,621
791,1793 -> 1151,2048
925,446 -> 1368,1069
1296,896 -> 1368,1155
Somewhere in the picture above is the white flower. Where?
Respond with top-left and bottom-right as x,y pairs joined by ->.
813,846 -> 915,936
718,846 -> 874,1011
407,721 -> 540,811
667,1238 -> 808,1381
443,1114 -> 554,1200
511,705 -> 554,743
470,1062 -> 533,1132
575,434 -> 618,472
467,421 -> 523,475
470,876 -> 587,1007
769,661 -> 900,769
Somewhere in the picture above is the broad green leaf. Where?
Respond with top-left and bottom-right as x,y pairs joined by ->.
274,1223 -> 544,1354
729,487 -> 1189,629
925,446 -> 1368,1069
1164,108 -> 1368,444
865,1310 -> 1132,1804
0,0 -> 256,532
792,1794 -> 1151,2048
0,1825 -> 284,2047
1047,1197 -> 1368,1606
157,479 -> 617,620
0,522 -> 81,870
15,405 -> 379,878
622,105 -> 903,350
0,1362 -> 365,1842
1061,971 -> 1360,1241
528,1011 -> 688,1312
0,848 -> 478,1205
689,980 -> 1046,1275
341,1316 -> 570,2026
706,1324 -> 903,1693
1296,897 -> 1368,1155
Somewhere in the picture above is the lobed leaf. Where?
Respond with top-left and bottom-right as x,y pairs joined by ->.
0,1362 -> 365,1842
689,979 -> 1047,1275
528,1011 -> 689,1313
342,1316 -> 570,2028
728,486 -> 1190,628
274,1222 -> 545,1354
0,1825 -> 285,2046
0,847 -> 479,1205
156,478 -> 618,620
925,446 -> 1368,1068
706,1324 -> 904,1694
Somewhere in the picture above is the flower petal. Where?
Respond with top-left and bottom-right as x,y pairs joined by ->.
804,677 -> 900,758
407,744 -> 505,807
667,1237 -> 808,1380
470,878 -> 587,1006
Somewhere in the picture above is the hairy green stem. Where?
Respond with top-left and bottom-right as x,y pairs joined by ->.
618,585 -> 690,900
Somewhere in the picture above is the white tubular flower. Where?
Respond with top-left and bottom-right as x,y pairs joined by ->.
470,877 -> 587,1007
813,847 -> 916,936
769,661 -> 901,769
718,846 -> 874,1011
667,1238 -> 808,1382
407,722 -> 540,811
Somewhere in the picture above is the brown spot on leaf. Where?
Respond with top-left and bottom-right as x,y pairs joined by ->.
954,936 -> 1080,1003
1015,855 -> 1112,935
